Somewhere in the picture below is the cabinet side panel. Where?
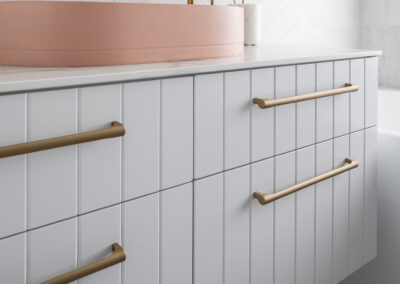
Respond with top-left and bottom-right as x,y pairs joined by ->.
364,127 -> 377,262
365,58 -> 378,128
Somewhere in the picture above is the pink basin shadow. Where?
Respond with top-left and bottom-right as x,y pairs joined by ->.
0,1 -> 244,67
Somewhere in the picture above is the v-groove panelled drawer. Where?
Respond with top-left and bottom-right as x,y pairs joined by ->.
0,54 -> 378,284
1,129 -> 377,284
194,128 -> 377,284
194,57 -> 378,179
0,77 -> 194,238
1,182 -> 193,284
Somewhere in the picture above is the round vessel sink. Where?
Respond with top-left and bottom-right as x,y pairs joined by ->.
0,2 -> 244,67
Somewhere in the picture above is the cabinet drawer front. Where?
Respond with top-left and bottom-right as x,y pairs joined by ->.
194,166 -> 250,284
123,80 -> 160,199
160,77 -> 193,189
1,77 -> 195,237
0,94 -> 27,239
194,73 -> 224,179
249,131 -> 374,284
28,89 -> 78,230
0,182 -> 193,284
79,85 -> 122,214
193,57 -> 378,179
250,58 -> 377,165
224,71 -> 251,170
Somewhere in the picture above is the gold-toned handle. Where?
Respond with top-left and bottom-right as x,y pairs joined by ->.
0,121 -> 125,159
41,243 -> 126,284
253,83 -> 359,109
188,0 -> 214,4
253,158 -> 358,205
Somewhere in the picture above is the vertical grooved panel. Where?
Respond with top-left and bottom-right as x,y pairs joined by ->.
251,158 -> 274,284
333,134 -> 350,283
79,84 -> 121,213
0,233 -> 26,284
316,62 -> 334,143
350,59 -> 365,132
78,205 -> 121,284
0,94 -> 26,238
275,152 -> 296,284
161,183 -> 192,284
275,66 -> 296,155
334,61 -> 350,137
194,74 -> 224,179
349,130 -> 365,273
224,71 -> 251,170
161,78 -> 193,189
28,89 -> 77,229
123,193 -> 159,284
251,68 -> 274,162
295,145 -> 315,284
27,218 -> 77,284
194,173 -> 223,284
315,140 -> 334,284
123,80 -> 160,199
297,64 -> 316,148
224,165 -> 250,284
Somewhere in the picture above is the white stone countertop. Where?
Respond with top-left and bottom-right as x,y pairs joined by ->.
0,45 -> 381,95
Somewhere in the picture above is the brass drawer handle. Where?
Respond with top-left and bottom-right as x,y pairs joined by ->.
253,83 -> 359,109
188,0 -> 214,4
253,158 -> 358,205
41,243 -> 126,284
0,121 -> 125,159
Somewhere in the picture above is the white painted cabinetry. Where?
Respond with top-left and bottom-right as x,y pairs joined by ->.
0,56 -> 378,284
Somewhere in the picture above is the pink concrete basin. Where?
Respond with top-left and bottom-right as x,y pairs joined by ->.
0,2 -> 244,67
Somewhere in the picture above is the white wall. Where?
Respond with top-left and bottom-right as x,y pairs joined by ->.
1,0 -> 362,49
361,0 -> 400,87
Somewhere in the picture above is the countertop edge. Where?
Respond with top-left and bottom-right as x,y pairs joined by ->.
0,49 -> 382,95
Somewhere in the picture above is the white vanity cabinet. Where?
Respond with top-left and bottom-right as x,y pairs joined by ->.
0,47 -> 379,284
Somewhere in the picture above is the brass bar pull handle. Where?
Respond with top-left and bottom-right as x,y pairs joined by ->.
0,121 -> 125,159
41,243 -> 126,284
253,83 -> 359,109
253,158 -> 358,205
188,0 -> 214,4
